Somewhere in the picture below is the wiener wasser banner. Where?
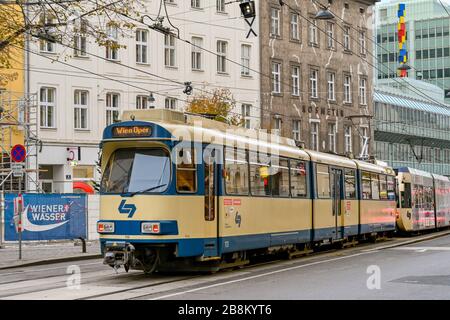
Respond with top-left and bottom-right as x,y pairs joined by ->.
4,194 -> 87,241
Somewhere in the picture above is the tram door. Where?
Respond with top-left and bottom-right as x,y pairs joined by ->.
331,168 -> 344,240
204,152 -> 219,257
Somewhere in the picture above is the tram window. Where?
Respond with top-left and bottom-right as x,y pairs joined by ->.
387,176 -> 396,200
413,184 -> 423,209
176,148 -> 197,193
362,172 -> 372,200
344,169 -> 356,199
271,157 -> 290,197
401,183 -> 412,208
316,164 -> 330,198
290,160 -> 308,197
425,186 -> 434,210
371,174 -> 380,200
379,175 -> 388,200
249,152 -> 271,196
224,148 -> 249,195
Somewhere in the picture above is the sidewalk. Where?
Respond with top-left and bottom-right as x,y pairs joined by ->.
0,240 -> 102,270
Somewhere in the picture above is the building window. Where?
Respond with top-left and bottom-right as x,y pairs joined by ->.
360,126 -> 369,155
359,77 -> 367,105
327,72 -> 335,101
270,8 -> 280,37
74,90 -> 88,129
359,30 -> 366,55
106,24 -> 119,61
191,0 -> 201,9
241,44 -> 251,76
309,19 -> 318,45
328,123 -> 336,153
310,69 -> 318,98
326,22 -> 335,49
39,14 -> 56,53
274,117 -> 282,135
136,95 -> 149,109
241,104 -> 251,129
165,97 -> 177,110
106,93 -> 120,126
74,19 -> 87,57
216,0 -> 225,12
290,13 -> 300,40
217,40 -> 228,73
39,87 -> 56,128
136,29 -> 148,64
191,37 -> 203,70
310,122 -> 319,151
164,34 -> 176,67
272,62 -> 281,94
344,74 -> 352,103
343,26 -> 351,51
291,66 -> 300,96
344,126 -> 352,153
293,120 -> 301,141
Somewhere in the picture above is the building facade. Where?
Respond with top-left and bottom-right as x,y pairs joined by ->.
374,79 -> 450,176
375,0 -> 450,103
259,0 -> 376,157
27,0 -> 260,193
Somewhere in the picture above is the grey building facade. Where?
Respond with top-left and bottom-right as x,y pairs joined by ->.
259,0 -> 377,158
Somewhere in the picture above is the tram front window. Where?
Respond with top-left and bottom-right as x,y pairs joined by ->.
101,148 -> 170,194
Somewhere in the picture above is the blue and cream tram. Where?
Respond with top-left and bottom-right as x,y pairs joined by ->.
97,109 -> 397,273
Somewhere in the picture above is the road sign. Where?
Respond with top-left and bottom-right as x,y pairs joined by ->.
11,144 -> 26,163
11,163 -> 24,177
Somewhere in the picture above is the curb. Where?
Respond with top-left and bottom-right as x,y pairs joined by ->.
0,254 -> 102,270
363,229 -> 450,252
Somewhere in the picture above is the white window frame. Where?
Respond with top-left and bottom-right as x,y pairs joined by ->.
106,25 -> 119,61
274,117 -> 282,136
136,95 -> 149,109
309,20 -> 318,45
292,66 -> 300,96
74,90 -> 88,130
106,92 -> 120,126
310,69 -> 318,98
270,7 -> 280,37
344,74 -> 352,103
272,62 -> 281,94
191,37 -> 203,71
344,26 -> 351,51
74,19 -> 87,57
360,126 -> 369,155
39,14 -> 56,53
327,72 -> 336,101
39,87 -> 56,128
327,22 -> 335,49
359,77 -> 367,105
241,104 -> 251,129
136,29 -> 149,64
191,0 -> 201,9
241,44 -> 251,76
345,126 -> 352,153
164,34 -> 176,67
359,30 -> 367,55
290,13 -> 300,40
216,0 -> 225,13
328,123 -> 336,153
217,40 -> 228,73
293,120 -> 301,141
310,121 -> 319,151
165,97 -> 177,110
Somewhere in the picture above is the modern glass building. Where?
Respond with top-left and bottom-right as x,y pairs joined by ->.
375,0 -> 450,102
374,79 -> 450,176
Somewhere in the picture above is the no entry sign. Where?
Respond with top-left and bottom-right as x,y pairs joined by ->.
11,144 -> 26,163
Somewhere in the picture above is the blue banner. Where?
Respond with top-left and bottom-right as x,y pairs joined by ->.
4,194 -> 87,241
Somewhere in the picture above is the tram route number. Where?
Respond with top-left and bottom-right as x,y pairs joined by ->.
178,304 -> 272,318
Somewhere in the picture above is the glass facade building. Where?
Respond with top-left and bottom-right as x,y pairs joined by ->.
375,0 -> 450,102
374,80 -> 450,176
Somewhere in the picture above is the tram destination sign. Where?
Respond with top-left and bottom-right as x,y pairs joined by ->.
112,126 -> 152,138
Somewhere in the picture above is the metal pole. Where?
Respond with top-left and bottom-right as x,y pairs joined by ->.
18,176 -> 22,260
0,190 -> 4,249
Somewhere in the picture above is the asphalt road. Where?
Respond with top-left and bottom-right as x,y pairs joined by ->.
1,233 -> 450,300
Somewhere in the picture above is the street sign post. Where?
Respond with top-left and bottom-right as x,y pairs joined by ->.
13,192 -> 23,260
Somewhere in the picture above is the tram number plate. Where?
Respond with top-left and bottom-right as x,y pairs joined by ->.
112,126 -> 152,138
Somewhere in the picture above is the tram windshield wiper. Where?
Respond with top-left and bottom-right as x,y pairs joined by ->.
127,184 -> 168,197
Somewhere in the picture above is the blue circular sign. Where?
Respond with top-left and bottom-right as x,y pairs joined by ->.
11,144 -> 26,163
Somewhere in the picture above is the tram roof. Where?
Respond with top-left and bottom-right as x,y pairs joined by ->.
354,159 -> 395,175
432,173 -> 450,182
397,167 -> 433,178
305,150 -> 357,169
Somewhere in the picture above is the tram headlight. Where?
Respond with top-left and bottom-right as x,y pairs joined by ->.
98,222 -> 115,234
141,222 -> 160,234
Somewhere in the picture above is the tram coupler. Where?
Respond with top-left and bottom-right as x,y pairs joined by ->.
103,241 -> 135,273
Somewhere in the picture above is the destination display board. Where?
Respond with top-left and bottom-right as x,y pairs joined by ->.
112,126 -> 153,138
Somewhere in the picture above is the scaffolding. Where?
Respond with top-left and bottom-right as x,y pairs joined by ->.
0,90 -> 40,193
